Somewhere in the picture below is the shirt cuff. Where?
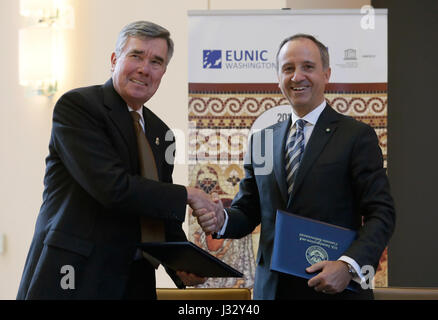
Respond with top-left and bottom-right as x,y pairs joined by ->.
338,255 -> 365,285
216,209 -> 229,237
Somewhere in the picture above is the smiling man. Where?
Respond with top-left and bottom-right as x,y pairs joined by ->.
276,35 -> 331,117
194,34 -> 395,300
111,36 -> 168,110
16,21 -> 215,300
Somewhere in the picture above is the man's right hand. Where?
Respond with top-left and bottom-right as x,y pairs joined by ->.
186,187 -> 224,235
186,186 -> 216,213
192,193 -> 225,235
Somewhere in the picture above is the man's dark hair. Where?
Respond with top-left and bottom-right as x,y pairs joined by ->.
276,34 -> 330,71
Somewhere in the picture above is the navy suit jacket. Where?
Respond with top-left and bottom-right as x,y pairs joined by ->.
17,79 -> 188,299
222,104 -> 395,299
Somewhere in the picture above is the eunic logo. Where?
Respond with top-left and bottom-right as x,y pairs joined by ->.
203,49 -> 275,70
203,50 -> 222,69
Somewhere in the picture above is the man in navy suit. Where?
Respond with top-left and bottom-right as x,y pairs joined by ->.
17,21 -> 213,300
195,34 -> 395,300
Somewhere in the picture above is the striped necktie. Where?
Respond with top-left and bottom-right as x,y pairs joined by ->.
285,119 -> 306,197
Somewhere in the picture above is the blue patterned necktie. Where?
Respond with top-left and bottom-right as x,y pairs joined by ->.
285,119 -> 307,196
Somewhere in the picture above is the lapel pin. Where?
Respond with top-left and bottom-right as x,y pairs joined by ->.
326,128 -> 331,133
155,137 -> 160,145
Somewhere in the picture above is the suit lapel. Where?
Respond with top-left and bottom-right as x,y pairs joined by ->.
273,117 -> 291,204
287,104 -> 340,208
103,78 -> 139,173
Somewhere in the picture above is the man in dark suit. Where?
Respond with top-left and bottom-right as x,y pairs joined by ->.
195,34 -> 396,299
17,21 -> 214,300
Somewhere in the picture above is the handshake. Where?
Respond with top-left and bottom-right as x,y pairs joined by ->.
186,186 -> 225,236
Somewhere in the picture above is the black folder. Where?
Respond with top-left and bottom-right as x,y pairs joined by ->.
138,241 -> 243,278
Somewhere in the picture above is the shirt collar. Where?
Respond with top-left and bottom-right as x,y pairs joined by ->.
127,105 -> 144,122
290,100 -> 326,127
127,105 -> 145,131
127,105 -> 143,115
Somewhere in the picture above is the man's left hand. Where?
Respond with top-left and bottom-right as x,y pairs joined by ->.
306,260 -> 352,294
176,271 -> 207,287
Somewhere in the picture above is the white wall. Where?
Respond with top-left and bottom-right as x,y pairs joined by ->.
0,0 -> 286,299
0,0 -> 369,299
0,0 -> 56,300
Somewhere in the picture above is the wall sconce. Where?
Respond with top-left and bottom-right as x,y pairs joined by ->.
19,0 -> 74,97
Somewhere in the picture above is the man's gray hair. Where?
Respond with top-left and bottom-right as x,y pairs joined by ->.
115,21 -> 174,64
276,34 -> 330,71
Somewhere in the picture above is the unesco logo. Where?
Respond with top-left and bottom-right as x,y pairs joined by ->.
203,50 -> 222,69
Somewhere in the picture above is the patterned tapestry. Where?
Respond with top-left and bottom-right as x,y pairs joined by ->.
187,83 -> 388,289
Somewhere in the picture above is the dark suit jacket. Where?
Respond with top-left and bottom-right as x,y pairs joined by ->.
222,104 -> 395,300
17,79 -> 188,299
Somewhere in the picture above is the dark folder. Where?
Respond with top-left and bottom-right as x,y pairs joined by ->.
271,210 -> 360,291
138,241 -> 243,278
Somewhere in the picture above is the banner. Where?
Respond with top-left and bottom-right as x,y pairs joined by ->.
188,9 -> 388,289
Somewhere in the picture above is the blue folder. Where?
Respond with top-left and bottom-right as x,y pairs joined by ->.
271,210 -> 360,292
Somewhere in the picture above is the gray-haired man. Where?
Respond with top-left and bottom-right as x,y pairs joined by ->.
17,21 -> 213,300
